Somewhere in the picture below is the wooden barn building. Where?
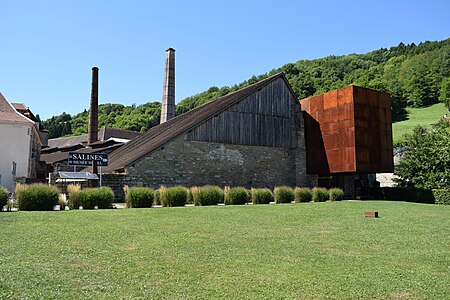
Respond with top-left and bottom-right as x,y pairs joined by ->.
104,73 -> 317,191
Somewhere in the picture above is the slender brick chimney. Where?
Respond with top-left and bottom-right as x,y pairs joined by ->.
88,66 -> 99,145
160,48 -> 175,123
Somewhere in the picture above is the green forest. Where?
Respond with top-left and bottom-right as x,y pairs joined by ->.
43,38 -> 450,139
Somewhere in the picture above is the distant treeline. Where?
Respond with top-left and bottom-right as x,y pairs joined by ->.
43,38 -> 450,139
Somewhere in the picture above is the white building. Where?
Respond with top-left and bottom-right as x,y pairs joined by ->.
0,92 -> 41,192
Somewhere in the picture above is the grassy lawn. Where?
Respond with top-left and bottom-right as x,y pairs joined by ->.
0,201 -> 448,299
393,102 -> 448,143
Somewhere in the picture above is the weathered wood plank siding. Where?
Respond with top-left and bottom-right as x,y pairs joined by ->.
187,78 -> 294,148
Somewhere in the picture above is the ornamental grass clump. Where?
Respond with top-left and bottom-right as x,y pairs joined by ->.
224,187 -> 250,205
329,188 -> 344,201
16,183 -> 59,211
79,187 -> 114,209
191,185 -> 224,206
251,188 -> 273,204
124,186 -> 154,208
154,189 -> 161,206
312,187 -> 329,202
274,186 -> 294,204
0,186 -> 8,210
294,187 -> 312,203
58,193 -> 67,210
67,184 -> 81,210
160,186 -> 188,207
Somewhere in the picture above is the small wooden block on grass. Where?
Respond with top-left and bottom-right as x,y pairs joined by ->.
364,211 -> 379,218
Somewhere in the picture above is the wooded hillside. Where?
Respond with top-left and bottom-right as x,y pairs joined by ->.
43,38 -> 450,139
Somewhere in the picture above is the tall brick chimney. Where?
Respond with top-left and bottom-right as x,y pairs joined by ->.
160,48 -> 175,123
88,66 -> 99,145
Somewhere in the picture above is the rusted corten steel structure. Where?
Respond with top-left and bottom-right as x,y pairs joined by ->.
300,85 -> 394,175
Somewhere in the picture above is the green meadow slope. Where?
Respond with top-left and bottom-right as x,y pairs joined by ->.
392,102 -> 448,143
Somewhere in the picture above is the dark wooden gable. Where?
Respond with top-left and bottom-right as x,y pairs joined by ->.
187,77 -> 296,148
105,73 -> 295,172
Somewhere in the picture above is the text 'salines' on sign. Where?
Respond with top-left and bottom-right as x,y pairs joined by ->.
68,152 -> 108,166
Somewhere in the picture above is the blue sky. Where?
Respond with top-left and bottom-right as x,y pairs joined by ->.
1,0 -> 449,120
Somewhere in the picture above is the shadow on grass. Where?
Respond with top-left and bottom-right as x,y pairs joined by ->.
392,108 -> 409,123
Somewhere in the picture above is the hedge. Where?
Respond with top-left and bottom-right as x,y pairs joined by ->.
380,187 -> 435,204
251,188 -> 273,204
432,189 -> 450,205
0,187 -> 9,209
125,186 -> 154,208
380,187 -> 450,205
16,184 -> 59,211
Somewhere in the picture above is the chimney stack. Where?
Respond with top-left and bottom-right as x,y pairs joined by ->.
160,48 -> 175,123
88,66 -> 99,145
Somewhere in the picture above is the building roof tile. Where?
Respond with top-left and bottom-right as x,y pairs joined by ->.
0,92 -> 35,125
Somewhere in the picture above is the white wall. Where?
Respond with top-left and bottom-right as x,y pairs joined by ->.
0,123 -> 32,192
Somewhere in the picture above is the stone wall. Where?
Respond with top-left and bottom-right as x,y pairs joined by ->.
125,135 -> 315,191
101,173 -> 132,202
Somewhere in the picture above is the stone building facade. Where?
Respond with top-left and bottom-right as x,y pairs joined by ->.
104,73 -> 317,197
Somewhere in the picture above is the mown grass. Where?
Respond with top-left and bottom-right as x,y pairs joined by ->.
0,201 -> 448,299
393,102 -> 447,143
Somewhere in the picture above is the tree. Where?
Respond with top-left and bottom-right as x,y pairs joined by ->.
43,39 -> 450,139
439,77 -> 450,109
394,120 -> 450,189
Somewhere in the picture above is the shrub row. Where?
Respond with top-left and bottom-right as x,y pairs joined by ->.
12,184 -> 114,211
11,183 -> 348,211
380,187 -> 450,205
123,186 -> 345,208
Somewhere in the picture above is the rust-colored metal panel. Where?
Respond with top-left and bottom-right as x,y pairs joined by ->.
367,90 -> 379,106
354,87 -> 367,104
337,86 -> 353,106
310,94 -> 324,111
300,85 -> 393,175
324,90 -> 338,110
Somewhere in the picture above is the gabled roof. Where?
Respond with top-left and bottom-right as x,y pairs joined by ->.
11,102 -> 28,111
105,73 -> 293,172
0,92 -> 35,125
41,141 -> 124,164
12,103 -> 39,123
48,127 -> 142,148
48,135 -> 88,148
